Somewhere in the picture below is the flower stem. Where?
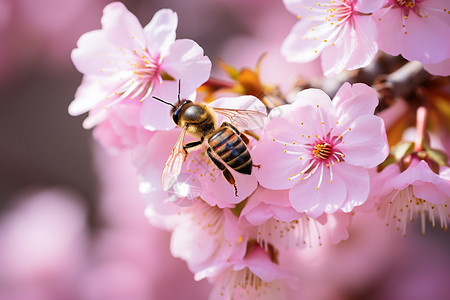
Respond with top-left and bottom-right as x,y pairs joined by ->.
414,106 -> 427,152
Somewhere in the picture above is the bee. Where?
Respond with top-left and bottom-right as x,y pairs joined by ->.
153,82 -> 267,197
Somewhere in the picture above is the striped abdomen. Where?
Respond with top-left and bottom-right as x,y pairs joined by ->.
208,126 -> 252,175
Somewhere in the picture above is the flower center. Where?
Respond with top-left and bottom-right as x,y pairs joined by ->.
133,49 -> 161,81
312,142 -> 333,160
297,0 -> 355,54
102,47 -> 163,108
396,0 -> 415,7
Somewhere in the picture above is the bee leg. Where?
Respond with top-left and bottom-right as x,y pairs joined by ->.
223,169 -> 238,197
253,164 -> 261,169
183,139 -> 203,155
206,148 -> 238,197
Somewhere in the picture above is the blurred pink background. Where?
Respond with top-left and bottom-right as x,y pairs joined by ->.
0,0 -> 448,299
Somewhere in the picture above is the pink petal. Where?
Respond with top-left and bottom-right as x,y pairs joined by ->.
162,39 -> 211,96
286,0 -> 340,18
344,15 -> 378,70
170,204 -> 246,273
283,0 -> 305,15
194,261 -> 231,281
222,209 -> 248,253
399,11 -> 450,63
375,5 -> 450,63
289,171 -> 347,217
325,212 -> 351,244
83,106 -> 107,129
252,134 -> 308,190
68,76 -> 107,116
133,129 -> 181,192
115,102 -> 142,127
333,163 -> 370,212
292,88 -> 333,109
241,188 -> 300,224
101,2 -> 145,51
71,30 -> 116,75
392,160 -> 450,203
423,58 -> 450,76
282,18 -> 338,63
143,9 -> 177,55
92,104 -> 150,154
339,115 -> 389,168
373,6 -> 403,57
143,197 -> 186,231
291,88 -> 339,134
370,163 -> 401,200
243,247 -> 289,282
272,206 -> 304,222
255,188 -> 292,207
413,182 -> 449,204
353,0 -> 384,14
333,82 -> 379,128
240,201 -> 274,226
321,22 -> 353,77
206,172 -> 258,207
139,80 -> 180,131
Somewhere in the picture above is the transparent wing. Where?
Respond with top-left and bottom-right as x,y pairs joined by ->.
161,126 -> 188,191
211,107 -> 268,130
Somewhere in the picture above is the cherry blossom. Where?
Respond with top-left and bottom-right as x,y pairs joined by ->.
196,246 -> 291,300
374,159 -> 450,236
252,82 -> 389,217
240,187 -> 351,249
282,0 -> 383,77
170,201 -> 248,274
60,1 -> 450,298
69,2 -> 211,130
373,0 -> 450,64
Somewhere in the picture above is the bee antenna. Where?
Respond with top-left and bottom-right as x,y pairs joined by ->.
152,96 -> 176,108
177,79 -> 181,104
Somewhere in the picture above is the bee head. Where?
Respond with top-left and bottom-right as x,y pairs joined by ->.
172,100 -> 192,125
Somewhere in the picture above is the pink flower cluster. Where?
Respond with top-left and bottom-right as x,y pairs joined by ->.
282,0 -> 450,76
69,1 -> 450,299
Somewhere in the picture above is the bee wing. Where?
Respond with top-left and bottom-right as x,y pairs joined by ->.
161,126 -> 188,191
211,107 -> 268,131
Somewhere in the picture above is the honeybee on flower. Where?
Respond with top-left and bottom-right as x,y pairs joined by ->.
153,84 -> 268,197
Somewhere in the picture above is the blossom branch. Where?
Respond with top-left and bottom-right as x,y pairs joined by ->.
373,60 -> 430,106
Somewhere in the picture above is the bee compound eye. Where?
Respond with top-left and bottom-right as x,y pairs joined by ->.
172,112 -> 179,125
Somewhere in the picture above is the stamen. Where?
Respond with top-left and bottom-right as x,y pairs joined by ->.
301,162 -> 320,181
382,186 -> 449,237
328,162 -> 334,183
316,105 -> 327,136
102,46 -> 161,108
288,160 -> 316,180
315,164 -> 325,190
257,216 -> 322,250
